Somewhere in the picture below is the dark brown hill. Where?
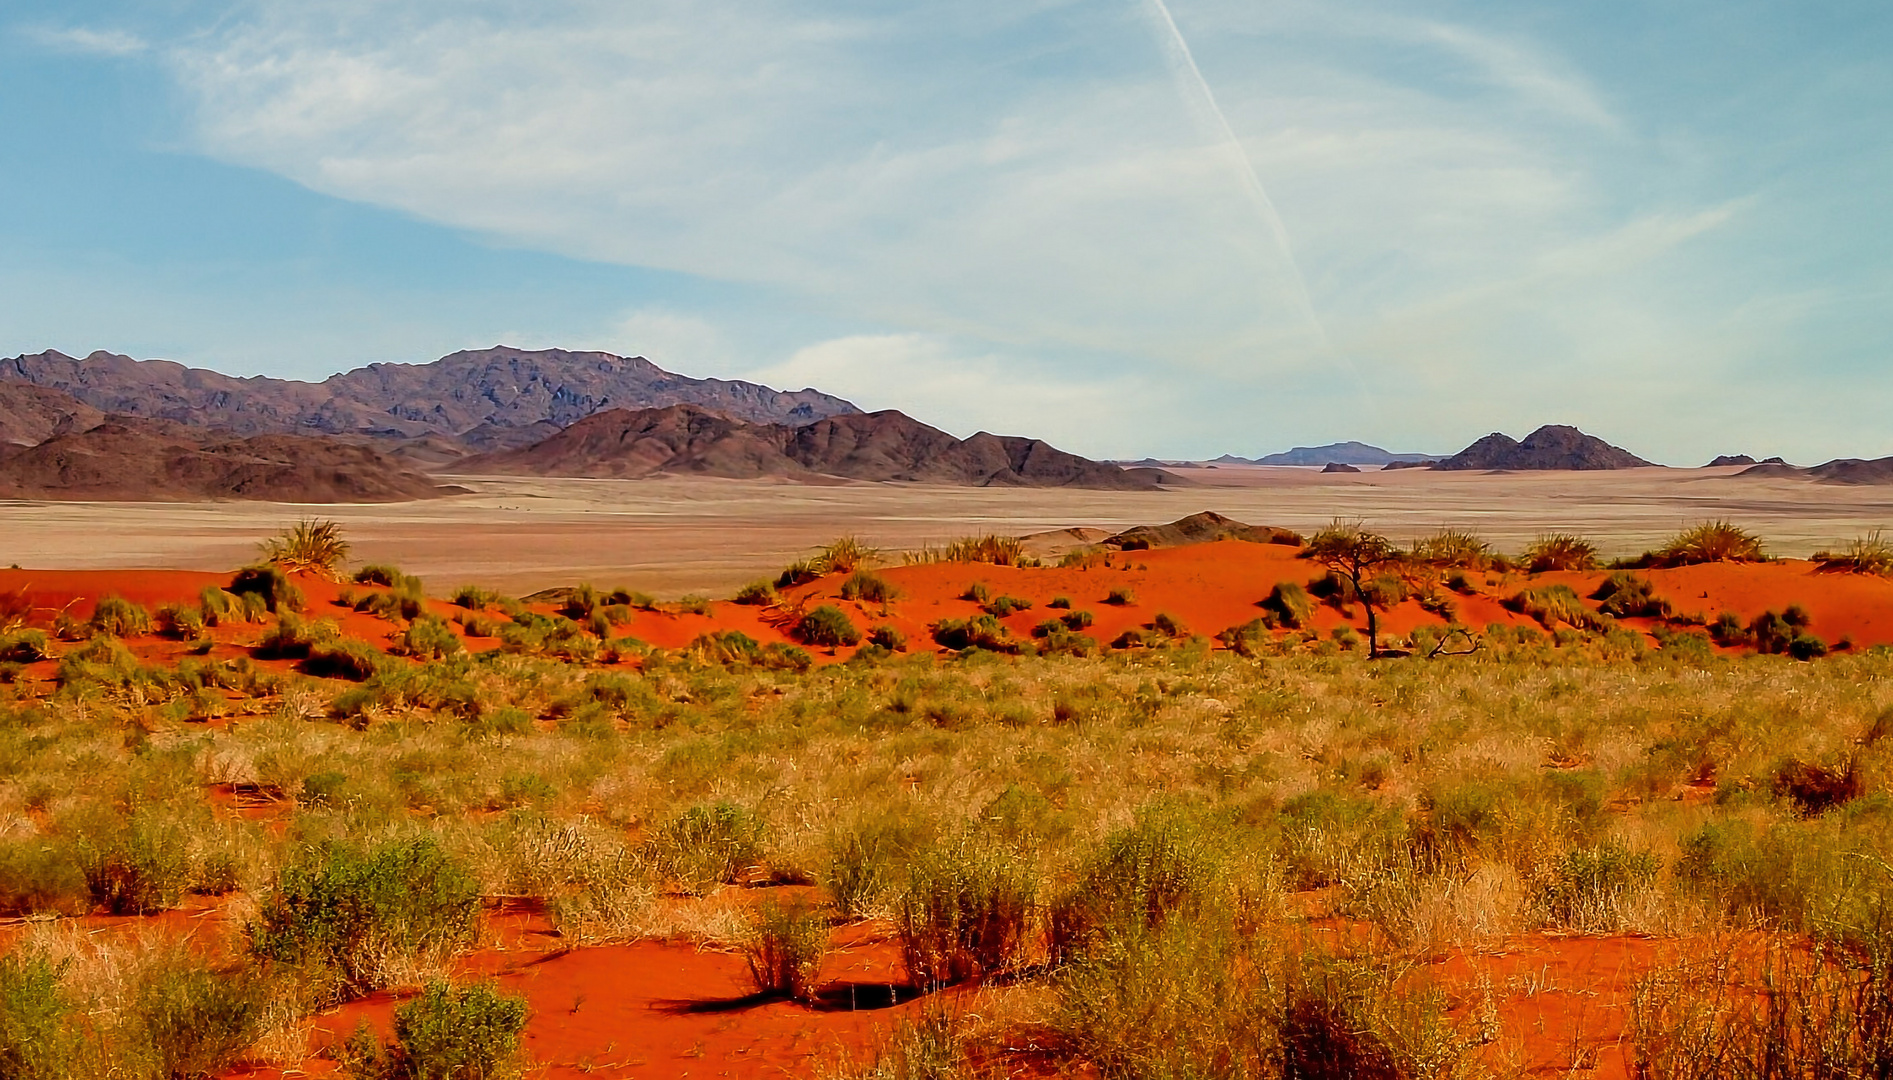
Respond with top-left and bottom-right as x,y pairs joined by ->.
0,418 -> 458,502
458,405 -> 1163,490
0,382 -> 104,446
1106,511 -> 1301,550
1806,457 -> 1893,485
0,346 -> 859,448
1434,425 -> 1654,471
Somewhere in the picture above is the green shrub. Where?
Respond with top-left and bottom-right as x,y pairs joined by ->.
250,837 -> 481,999
1260,581 -> 1316,629
344,980 -> 528,1080
824,816 -> 926,920
776,560 -> 822,589
0,629 -> 50,663
229,565 -> 305,614
1591,572 -> 1671,618
1060,609 -> 1094,630
353,564 -> 404,587
651,802 -> 768,894
1532,841 -> 1659,931
867,625 -> 907,651
304,639 -> 385,682
0,838 -> 88,916
357,588 -> 425,623
1506,584 -> 1613,633
0,954 -> 83,1080
1813,530 -> 1893,576
132,957 -> 268,1080
1048,596 -> 1072,609
897,836 -> 1036,989
255,613 -> 337,660
793,605 -> 861,648
392,616 -> 463,660
733,580 -> 777,606
1278,950 -> 1470,1080
78,812 -> 193,915
1050,806 -> 1220,963
154,603 -> 205,639
88,595 -> 150,637
941,535 -> 1026,566
449,585 -> 499,609
931,615 -> 1016,653
739,900 -> 828,1002
840,571 -> 899,604
1105,587 -> 1136,606
197,587 -> 238,626
960,582 -> 990,604
982,595 -> 1033,617
1152,612 -> 1189,638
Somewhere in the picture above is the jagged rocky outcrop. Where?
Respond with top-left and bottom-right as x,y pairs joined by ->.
0,346 -> 860,450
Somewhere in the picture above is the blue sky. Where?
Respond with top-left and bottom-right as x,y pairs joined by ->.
3,0 -> 1889,463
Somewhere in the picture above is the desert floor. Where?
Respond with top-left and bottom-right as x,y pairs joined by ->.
2,465 -> 1889,596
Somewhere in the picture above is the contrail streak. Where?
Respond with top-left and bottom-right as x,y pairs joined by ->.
1141,0 -> 1328,347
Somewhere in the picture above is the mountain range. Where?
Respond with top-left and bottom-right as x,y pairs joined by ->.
0,347 -> 1160,499
1215,442 -> 1440,466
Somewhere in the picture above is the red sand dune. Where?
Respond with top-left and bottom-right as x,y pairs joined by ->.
8,544 -> 1893,671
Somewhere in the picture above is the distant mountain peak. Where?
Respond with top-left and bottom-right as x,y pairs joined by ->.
1434,424 -> 1654,471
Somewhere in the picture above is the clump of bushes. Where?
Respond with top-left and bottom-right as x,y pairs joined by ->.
794,605 -> 861,648
343,979 -> 528,1080
255,612 -> 338,660
1748,606 -> 1824,658
840,570 -> 899,604
733,580 -> 777,605
88,595 -> 150,637
1648,520 -> 1765,567
352,564 -> 405,587
305,638 -> 385,681
391,615 -> 463,660
230,565 -> 305,614
932,615 -> 1017,653
1813,530 -> 1893,576
739,900 -> 828,1002
1506,584 -> 1613,633
982,595 -> 1033,617
450,584 -> 500,609
131,955 -> 270,1080
1258,581 -> 1315,629
868,625 -> 907,651
650,801 -> 768,894
1521,533 -> 1598,572
249,836 -> 482,998
1410,528 -> 1495,569
0,628 -> 50,663
897,836 -> 1036,989
1104,587 -> 1136,606
1591,572 -> 1671,618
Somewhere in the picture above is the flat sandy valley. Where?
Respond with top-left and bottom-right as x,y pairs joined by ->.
4,464 -> 1890,596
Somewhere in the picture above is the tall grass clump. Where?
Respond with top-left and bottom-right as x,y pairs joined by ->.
343,980 -> 529,1080
0,953 -> 85,1080
818,536 -> 878,574
1521,533 -> 1598,572
1814,530 -> 1893,576
261,519 -> 350,579
733,580 -> 777,606
794,605 -> 861,648
1506,584 -> 1613,633
896,836 -> 1037,990
945,535 -> 1026,566
739,900 -> 828,1002
1050,805 -> 1223,963
840,570 -> 899,605
249,837 -> 481,999
1259,580 -> 1316,629
1277,949 -> 1472,1080
1651,520 -> 1766,567
825,817 -> 926,920
650,802 -> 768,894
1591,572 -> 1672,619
1410,529 -> 1493,569
130,955 -> 269,1080
87,595 -> 151,637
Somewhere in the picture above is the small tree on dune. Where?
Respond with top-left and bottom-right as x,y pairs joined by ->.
1303,520 -> 1401,659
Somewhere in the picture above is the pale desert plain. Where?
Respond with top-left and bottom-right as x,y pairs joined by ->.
4,464 -> 1888,596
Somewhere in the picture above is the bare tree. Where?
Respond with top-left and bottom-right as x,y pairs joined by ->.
1304,520 -> 1402,658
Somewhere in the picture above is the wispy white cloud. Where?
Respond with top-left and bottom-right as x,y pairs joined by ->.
119,0 -> 1880,461
26,25 -> 148,56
